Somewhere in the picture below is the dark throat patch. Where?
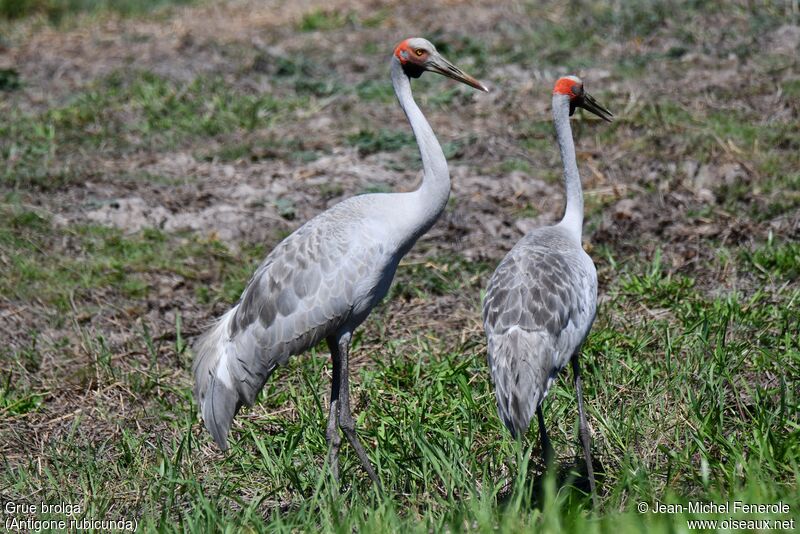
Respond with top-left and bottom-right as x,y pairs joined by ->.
402,62 -> 425,79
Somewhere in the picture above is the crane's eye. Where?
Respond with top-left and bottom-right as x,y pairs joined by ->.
572,84 -> 584,97
415,49 -> 425,56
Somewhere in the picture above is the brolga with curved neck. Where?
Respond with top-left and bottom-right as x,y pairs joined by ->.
482,75 -> 612,505
192,37 -> 487,487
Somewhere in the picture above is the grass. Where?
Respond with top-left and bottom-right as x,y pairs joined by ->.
2,235 -> 797,531
204,136 -> 325,164
297,8 -> 354,32
0,201 -> 270,312
0,0 -> 194,22
599,95 -> 800,220
388,254 -> 492,300
1,70 -> 308,189
2,0 -> 800,531
0,67 -> 21,90
347,129 -> 415,156
742,234 -> 800,280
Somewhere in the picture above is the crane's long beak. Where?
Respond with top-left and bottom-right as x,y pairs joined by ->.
427,54 -> 489,92
577,92 -> 613,122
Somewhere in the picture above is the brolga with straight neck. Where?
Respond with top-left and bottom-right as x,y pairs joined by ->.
482,75 -> 612,506
192,37 -> 486,488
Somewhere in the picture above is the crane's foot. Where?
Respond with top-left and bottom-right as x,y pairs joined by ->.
577,409 -> 597,508
572,354 -> 598,509
326,398 -> 342,483
339,412 -> 382,490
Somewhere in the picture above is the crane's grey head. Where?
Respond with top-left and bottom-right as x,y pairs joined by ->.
553,75 -> 613,122
394,37 -> 488,92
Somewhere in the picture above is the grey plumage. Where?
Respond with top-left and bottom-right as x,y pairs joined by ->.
482,75 -> 611,504
192,196 -> 402,448
483,226 -> 596,437
192,37 -> 487,485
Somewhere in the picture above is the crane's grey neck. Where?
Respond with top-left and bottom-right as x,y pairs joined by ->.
391,57 -> 450,234
553,93 -> 583,241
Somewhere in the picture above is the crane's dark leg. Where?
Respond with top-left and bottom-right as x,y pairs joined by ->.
326,336 -> 343,482
536,405 -> 554,467
336,332 -> 382,488
571,354 -> 597,507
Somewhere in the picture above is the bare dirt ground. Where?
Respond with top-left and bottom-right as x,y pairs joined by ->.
1,0 -> 798,523
7,1 -> 794,251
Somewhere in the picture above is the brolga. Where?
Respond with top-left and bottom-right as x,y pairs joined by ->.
482,75 -> 612,505
193,38 -> 487,487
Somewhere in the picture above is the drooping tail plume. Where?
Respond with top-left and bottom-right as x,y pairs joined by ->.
487,327 -> 550,438
192,307 -> 241,450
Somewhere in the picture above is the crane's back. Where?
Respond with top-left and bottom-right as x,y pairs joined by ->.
482,225 -> 597,436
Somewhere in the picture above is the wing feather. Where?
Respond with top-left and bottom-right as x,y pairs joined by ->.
483,226 -> 597,436
193,198 -> 391,447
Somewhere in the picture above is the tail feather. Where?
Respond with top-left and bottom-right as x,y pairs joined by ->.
202,373 -> 241,450
192,307 -> 241,450
487,327 -> 552,438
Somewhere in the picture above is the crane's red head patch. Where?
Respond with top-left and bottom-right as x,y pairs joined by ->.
394,38 -> 430,66
553,76 -> 584,99
394,39 -> 413,64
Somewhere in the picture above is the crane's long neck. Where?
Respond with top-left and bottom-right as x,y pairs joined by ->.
553,94 -> 583,241
391,58 -> 450,237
